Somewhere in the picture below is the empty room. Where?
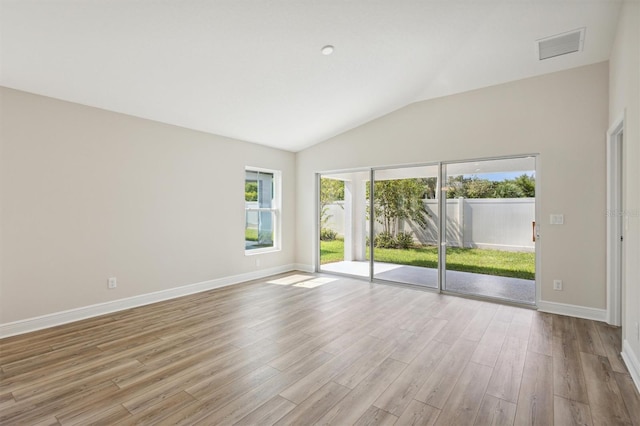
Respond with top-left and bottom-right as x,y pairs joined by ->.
1,1 -> 639,425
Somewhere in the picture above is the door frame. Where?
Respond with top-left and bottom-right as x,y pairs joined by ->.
606,114 -> 625,326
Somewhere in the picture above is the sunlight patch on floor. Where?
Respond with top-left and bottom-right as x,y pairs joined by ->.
267,274 -> 337,288
294,277 -> 338,288
267,274 -> 314,285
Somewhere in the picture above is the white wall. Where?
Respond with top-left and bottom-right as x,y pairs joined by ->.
609,1 -> 640,385
297,62 -> 609,310
0,87 -> 296,325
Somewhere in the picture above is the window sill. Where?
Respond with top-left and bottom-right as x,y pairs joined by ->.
245,247 -> 281,256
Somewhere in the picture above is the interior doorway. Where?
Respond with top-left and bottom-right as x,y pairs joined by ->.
607,119 -> 624,326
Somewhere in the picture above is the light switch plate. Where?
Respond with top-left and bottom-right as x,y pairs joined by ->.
550,214 -> 564,225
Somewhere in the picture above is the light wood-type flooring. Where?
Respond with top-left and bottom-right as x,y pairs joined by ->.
1,272 -> 639,425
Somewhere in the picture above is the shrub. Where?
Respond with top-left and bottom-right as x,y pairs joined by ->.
374,231 -> 397,248
320,228 -> 338,241
396,232 -> 414,249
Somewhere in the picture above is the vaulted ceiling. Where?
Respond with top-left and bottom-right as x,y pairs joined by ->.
0,0 -> 622,151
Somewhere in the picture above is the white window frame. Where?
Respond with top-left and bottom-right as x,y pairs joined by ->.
244,166 -> 281,255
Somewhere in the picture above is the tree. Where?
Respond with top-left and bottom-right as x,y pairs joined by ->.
494,181 -> 524,198
514,174 -> 535,197
446,174 -> 535,199
245,181 -> 258,201
446,175 -> 467,198
446,176 -> 494,198
466,178 -> 495,198
373,179 -> 428,236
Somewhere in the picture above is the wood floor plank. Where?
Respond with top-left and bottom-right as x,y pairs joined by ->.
580,352 -> 632,425
494,305 -> 517,323
595,322 -> 628,374
333,332 -> 409,389
266,331 -> 329,371
191,347 -> 334,425
112,391 -> 197,426
394,399 -> 441,426
614,372 -> 640,426
119,344 -> 276,414
389,318 -> 448,364
41,383 -> 126,425
461,306 -> 498,342
552,332 -> 589,403
397,301 -> 439,333
160,365 -> 280,424
0,392 -> 16,411
432,304 -> 478,345
506,320 -> 531,341
374,339 -> 450,416
474,394 -> 517,426
32,417 -> 62,426
485,336 -> 527,403
553,395 -> 593,426
414,338 -> 478,409
68,404 -> 132,426
528,311 -> 553,356
0,381 -> 121,425
273,381 -> 350,426
278,334 -> 382,404
433,361 -> 493,426
573,317 -> 607,357
353,406 -> 399,426
514,351 -> 553,426
113,341 -> 241,389
315,358 -> 407,425
470,319 -> 509,368
128,343 -> 315,423
234,395 -> 296,426
11,358 -> 141,403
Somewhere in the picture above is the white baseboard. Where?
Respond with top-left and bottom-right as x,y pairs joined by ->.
622,340 -> 640,393
537,300 -> 607,322
0,264 -> 300,339
294,263 -> 315,273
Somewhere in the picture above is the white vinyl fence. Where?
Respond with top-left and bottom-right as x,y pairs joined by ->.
323,198 -> 535,252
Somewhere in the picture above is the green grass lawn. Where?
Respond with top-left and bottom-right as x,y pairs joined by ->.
245,228 -> 258,242
320,239 -> 534,280
320,239 -> 346,264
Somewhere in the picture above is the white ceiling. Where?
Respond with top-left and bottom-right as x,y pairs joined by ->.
0,0 -> 622,152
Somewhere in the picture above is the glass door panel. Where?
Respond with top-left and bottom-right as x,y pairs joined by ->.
371,165 -> 439,288
443,157 -> 536,304
318,171 -> 370,278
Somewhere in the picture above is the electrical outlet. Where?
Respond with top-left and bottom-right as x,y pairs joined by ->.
553,279 -> 563,291
108,277 -> 117,289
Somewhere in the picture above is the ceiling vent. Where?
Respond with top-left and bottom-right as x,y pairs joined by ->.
537,28 -> 585,61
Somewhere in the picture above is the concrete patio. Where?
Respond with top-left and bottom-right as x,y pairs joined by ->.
321,260 -> 535,305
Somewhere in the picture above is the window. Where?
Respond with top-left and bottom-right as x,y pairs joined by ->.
245,167 -> 281,253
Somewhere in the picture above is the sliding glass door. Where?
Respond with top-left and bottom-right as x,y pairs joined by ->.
317,155 -> 537,306
371,165 -> 439,288
443,157 -> 536,304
